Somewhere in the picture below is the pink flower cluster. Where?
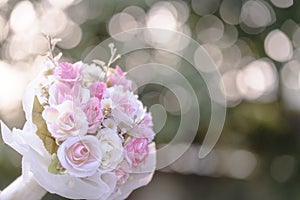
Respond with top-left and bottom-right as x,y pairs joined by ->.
37,61 -> 155,185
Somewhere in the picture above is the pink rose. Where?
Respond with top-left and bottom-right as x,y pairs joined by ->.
55,62 -> 82,86
82,97 -> 103,133
48,82 -> 73,105
57,135 -> 102,177
48,81 -> 90,106
108,66 -> 132,90
42,100 -> 88,141
90,81 -> 106,100
124,138 -> 149,168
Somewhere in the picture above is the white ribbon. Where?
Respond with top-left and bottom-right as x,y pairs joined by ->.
1,173 -> 47,200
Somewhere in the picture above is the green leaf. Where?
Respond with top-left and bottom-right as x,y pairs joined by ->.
32,96 -> 58,155
48,154 -> 61,174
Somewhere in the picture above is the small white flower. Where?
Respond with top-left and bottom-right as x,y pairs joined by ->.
101,98 -> 113,109
102,118 -> 117,132
44,59 -> 56,70
81,64 -> 105,88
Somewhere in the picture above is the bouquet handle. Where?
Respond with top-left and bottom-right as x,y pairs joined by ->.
1,174 -> 47,200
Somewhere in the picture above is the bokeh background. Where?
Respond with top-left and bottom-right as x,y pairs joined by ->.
1,0 -> 300,199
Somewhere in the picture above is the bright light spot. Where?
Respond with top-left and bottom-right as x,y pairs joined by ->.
109,13 -> 138,42
58,22 -> 82,49
220,45 -> 241,71
196,15 -> 224,43
0,0 -> 8,7
221,70 -> 242,106
240,0 -> 274,28
265,29 -> 293,62
240,1 -> 275,34
196,44 -> 222,72
10,1 -> 37,32
0,15 -> 9,42
145,2 -> 191,51
236,58 -> 278,100
28,35 -> 48,54
8,35 -> 31,60
160,24 -> 191,51
160,88 -> 180,115
48,0 -> 75,9
271,0 -> 293,8
123,6 -> 146,24
171,1 -> 190,25
239,21 -> 266,35
202,43 -> 223,67
153,50 -> 181,67
226,150 -> 257,179
0,62 -> 27,110
271,155 -> 295,182
215,24 -> 238,48
146,3 -> 177,31
219,0 -> 242,25
281,60 -> 300,90
160,86 -> 191,115
67,1 -> 89,25
191,0 -> 220,16
40,8 -> 68,36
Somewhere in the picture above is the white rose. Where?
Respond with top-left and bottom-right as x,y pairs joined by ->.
97,129 -> 124,172
57,135 -> 102,178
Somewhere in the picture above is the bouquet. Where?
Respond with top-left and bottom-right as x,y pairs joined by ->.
1,38 -> 156,200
